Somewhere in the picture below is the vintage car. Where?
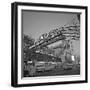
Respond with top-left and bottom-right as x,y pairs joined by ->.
62,63 -> 73,70
35,61 -> 56,72
36,64 -> 45,72
44,63 -> 56,71
35,61 -> 45,72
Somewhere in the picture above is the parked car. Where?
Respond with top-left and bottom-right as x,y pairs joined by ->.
44,63 -> 56,71
36,64 -> 45,72
62,63 -> 73,70
35,61 -> 45,72
35,61 -> 56,72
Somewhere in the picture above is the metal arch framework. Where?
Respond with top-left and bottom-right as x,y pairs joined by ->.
29,24 -> 80,51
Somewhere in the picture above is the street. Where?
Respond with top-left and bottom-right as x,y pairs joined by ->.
32,66 -> 80,77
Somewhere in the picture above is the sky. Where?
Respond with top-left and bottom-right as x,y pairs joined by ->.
22,10 -> 78,41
